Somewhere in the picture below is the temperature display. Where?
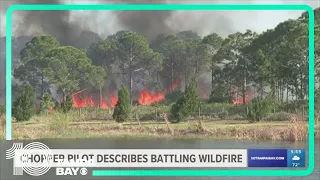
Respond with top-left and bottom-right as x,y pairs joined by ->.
287,149 -> 305,167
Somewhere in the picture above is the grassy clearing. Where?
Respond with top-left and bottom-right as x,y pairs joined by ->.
1,113 -> 318,141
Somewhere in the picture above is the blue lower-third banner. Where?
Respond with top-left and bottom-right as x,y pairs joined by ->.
248,149 -> 305,167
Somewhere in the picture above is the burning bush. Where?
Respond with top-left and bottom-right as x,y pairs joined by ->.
113,86 -> 131,123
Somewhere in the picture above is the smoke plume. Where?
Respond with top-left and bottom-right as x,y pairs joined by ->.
114,0 -> 174,40
1,0 -> 317,41
4,0 -> 84,45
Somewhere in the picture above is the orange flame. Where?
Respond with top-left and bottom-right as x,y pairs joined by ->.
203,93 -> 208,100
232,88 -> 249,105
72,95 -> 87,108
72,93 -> 118,109
101,99 -> 109,109
138,89 -> 165,105
109,92 -> 118,108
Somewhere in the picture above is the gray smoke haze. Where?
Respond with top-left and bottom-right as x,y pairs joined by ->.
113,0 -> 174,40
1,0 -> 176,41
3,0 -> 85,45
115,10 -> 174,40
1,0 -> 319,41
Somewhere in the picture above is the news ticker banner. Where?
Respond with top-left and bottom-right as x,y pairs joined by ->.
5,142 -> 306,177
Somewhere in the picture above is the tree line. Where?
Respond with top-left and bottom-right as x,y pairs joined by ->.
11,8 -> 320,122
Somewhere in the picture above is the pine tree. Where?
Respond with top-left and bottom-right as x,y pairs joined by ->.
113,85 -> 131,123
12,84 -> 36,121
40,92 -> 54,115
171,77 -> 200,123
248,97 -> 271,122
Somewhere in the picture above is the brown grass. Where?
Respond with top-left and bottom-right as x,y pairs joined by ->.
1,112 -> 319,141
0,115 -> 5,138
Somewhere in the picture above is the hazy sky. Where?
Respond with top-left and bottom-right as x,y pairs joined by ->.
0,0 -> 319,38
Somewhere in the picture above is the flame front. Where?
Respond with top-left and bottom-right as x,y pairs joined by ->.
72,93 -> 118,109
138,89 -> 165,105
70,77 -> 216,108
232,88 -> 249,105
203,93 -> 208,100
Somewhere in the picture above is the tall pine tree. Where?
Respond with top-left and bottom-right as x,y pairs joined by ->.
61,93 -> 73,114
40,92 -> 54,115
113,85 -> 131,123
13,84 -> 36,121
171,77 -> 200,123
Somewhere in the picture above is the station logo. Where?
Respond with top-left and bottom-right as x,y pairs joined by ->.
6,142 -> 53,176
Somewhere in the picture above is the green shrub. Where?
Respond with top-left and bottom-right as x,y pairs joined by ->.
49,112 -> 70,134
209,85 -> 232,103
170,78 -> 200,123
264,112 -> 293,121
218,109 -> 229,119
137,105 -> 171,121
248,98 -> 272,122
199,103 -> 247,117
40,92 -> 55,115
209,96 -> 232,103
61,93 -> 73,114
113,85 -> 131,123
277,100 -> 308,113
165,90 -> 184,103
12,84 -> 36,122
0,105 -> 5,116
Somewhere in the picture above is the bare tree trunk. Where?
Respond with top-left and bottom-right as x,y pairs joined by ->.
211,62 -> 214,90
286,83 -> 289,102
162,113 -> 174,135
41,74 -> 44,99
171,60 -> 174,90
99,87 -> 102,108
300,71 -> 304,100
242,71 -> 246,104
129,47 -> 133,105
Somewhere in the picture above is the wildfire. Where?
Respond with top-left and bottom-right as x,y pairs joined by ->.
101,99 -> 109,109
202,93 -> 208,100
166,78 -> 180,92
137,77 -> 180,105
72,93 -> 118,109
138,89 -> 165,105
232,88 -> 249,105
70,77 -> 212,108
109,92 -> 118,108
